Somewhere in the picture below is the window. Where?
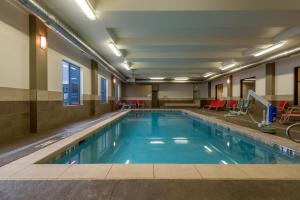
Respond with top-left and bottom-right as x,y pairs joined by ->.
115,83 -> 121,102
100,76 -> 108,103
62,61 -> 81,105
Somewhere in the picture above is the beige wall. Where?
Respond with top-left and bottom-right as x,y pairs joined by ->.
232,64 -> 266,97
0,0 -> 118,141
198,82 -> 208,98
0,1 -> 29,90
211,78 -> 227,99
47,29 -> 92,95
122,84 -> 152,100
275,55 -> 300,96
197,55 -> 299,100
158,83 -> 193,100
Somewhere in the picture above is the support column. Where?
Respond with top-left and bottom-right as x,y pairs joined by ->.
91,60 -> 98,115
266,62 -> 275,101
208,81 -> 211,99
111,74 -> 116,110
226,75 -> 233,99
29,15 -> 48,133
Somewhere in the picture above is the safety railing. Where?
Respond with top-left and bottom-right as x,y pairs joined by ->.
285,122 -> 300,143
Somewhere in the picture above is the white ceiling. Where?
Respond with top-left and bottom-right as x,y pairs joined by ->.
36,0 -> 300,80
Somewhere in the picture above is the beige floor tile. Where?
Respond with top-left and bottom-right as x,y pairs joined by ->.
275,164 -> 300,179
238,164 -> 300,180
195,164 -> 249,179
154,164 -> 201,179
106,164 -> 154,179
0,164 -> 29,179
59,164 -> 112,179
9,164 -> 70,180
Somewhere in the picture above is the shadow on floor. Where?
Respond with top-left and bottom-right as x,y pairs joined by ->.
1,180 -> 300,200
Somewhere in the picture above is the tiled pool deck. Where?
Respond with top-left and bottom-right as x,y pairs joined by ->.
1,109 -> 300,181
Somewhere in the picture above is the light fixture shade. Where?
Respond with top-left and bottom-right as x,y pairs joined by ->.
108,42 -> 122,57
174,77 -> 189,81
75,0 -> 96,20
220,63 -> 236,71
253,41 -> 286,57
149,77 -> 165,80
203,72 -> 214,78
40,35 -> 47,49
122,62 -> 131,71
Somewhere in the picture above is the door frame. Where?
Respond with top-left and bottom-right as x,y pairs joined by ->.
215,84 -> 223,100
240,76 -> 256,98
294,67 -> 300,105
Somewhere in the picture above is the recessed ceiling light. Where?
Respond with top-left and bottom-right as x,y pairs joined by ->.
220,63 -> 236,71
253,41 -> 286,57
203,72 -> 214,78
108,42 -> 122,57
75,0 -> 96,20
149,77 -> 165,80
122,61 -> 131,71
174,77 -> 189,81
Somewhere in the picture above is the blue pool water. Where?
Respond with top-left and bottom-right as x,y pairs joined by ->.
50,111 -> 300,164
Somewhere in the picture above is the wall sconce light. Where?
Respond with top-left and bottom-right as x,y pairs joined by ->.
40,35 -> 47,49
113,78 -> 116,84
227,78 -> 230,84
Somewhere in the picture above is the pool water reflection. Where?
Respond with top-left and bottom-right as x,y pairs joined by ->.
51,111 -> 300,164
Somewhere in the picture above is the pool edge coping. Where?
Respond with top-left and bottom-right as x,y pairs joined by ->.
1,108 -> 300,180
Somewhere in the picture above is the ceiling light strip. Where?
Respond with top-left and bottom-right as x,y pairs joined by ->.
108,42 -> 122,57
122,61 -> 131,71
149,77 -> 165,80
174,77 -> 189,81
135,80 -> 201,83
253,41 -> 286,57
203,72 -> 215,78
75,0 -> 96,20
16,0 -> 126,82
207,46 -> 300,82
220,63 -> 236,71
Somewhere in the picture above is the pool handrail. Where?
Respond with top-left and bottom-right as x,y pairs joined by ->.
286,122 -> 300,143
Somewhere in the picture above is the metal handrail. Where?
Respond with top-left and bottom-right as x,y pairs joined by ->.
285,122 -> 300,143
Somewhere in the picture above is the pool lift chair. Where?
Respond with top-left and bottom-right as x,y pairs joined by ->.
225,90 -> 277,134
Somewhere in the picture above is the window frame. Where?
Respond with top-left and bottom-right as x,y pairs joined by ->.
99,75 -> 108,104
115,83 -> 121,102
62,60 -> 83,106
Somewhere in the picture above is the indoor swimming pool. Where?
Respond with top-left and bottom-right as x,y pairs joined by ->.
46,111 -> 300,164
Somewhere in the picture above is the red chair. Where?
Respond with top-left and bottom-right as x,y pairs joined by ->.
129,100 -> 137,108
215,100 -> 226,110
137,100 -> 145,108
203,100 -> 218,109
277,101 -> 287,113
279,107 -> 300,124
227,100 -> 238,110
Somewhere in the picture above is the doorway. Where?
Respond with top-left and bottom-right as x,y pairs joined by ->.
240,77 -> 256,98
294,67 -> 300,105
152,84 -> 159,108
215,84 -> 223,100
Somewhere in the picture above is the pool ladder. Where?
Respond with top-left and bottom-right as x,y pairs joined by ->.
285,122 -> 300,143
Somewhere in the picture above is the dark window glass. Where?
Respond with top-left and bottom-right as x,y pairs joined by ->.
100,77 -> 107,103
115,84 -> 120,102
62,61 -> 81,105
